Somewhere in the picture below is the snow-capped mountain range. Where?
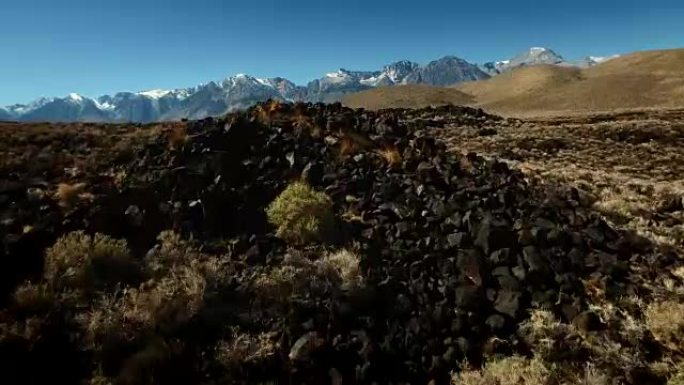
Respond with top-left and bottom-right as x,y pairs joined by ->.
1,47 -> 619,122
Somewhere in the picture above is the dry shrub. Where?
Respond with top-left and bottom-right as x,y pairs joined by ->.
123,264 -> 208,329
167,125 -> 188,151
44,231 -> 139,291
645,300 -> 684,352
79,292 -> 132,350
79,260 -> 219,354
55,182 -> 88,208
254,265 -> 300,302
266,181 -> 335,244
315,249 -> 363,290
340,136 -> 360,156
668,361 -> 684,385
376,145 -> 402,167
453,356 -> 551,385
144,231 -> 198,275
254,249 -> 363,304
253,100 -> 282,125
518,310 -> 582,361
215,329 -> 279,368
12,282 -> 54,314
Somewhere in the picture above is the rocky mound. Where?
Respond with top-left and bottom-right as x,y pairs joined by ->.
0,102 -> 668,385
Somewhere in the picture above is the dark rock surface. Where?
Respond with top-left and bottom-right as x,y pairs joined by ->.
0,101 -> 669,385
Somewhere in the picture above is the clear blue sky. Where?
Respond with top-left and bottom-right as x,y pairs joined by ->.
1,0 -> 683,105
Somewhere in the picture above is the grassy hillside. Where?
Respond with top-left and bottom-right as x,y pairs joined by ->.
344,48 -> 684,116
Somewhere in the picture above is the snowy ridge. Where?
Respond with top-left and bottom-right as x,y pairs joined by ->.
3,47 -> 619,122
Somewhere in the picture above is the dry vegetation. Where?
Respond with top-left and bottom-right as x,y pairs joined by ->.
437,109 -> 684,253
435,108 -> 684,385
343,48 -> 684,117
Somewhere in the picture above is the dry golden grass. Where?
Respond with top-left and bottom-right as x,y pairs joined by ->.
215,329 -> 279,368
12,282 -> 54,314
343,84 -> 474,110
376,145 -> 402,167
457,48 -> 684,116
55,182 -> 89,208
645,300 -> 684,352
339,135 -> 360,156
315,249 -> 363,290
454,356 -> 551,385
167,125 -> 188,150
436,112 -> 684,252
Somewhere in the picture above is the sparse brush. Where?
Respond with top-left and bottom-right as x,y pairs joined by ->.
266,99 -> 282,114
55,182 -> 88,208
668,361 -> 684,385
376,145 -> 402,167
13,282 -> 54,315
645,300 -> 684,352
339,136 -> 359,156
266,181 -> 336,244
453,356 -> 551,385
215,329 -> 279,368
253,100 -> 283,125
44,231 -> 139,291
145,230 -> 198,275
315,249 -> 363,290
123,264 -> 208,330
253,265 -> 301,302
167,125 -> 188,151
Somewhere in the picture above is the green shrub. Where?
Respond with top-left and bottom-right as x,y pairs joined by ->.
266,181 -> 335,244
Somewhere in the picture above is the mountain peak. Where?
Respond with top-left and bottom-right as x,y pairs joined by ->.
67,93 -> 85,102
138,89 -> 172,99
3,46 -> 619,122
529,46 -> 549,53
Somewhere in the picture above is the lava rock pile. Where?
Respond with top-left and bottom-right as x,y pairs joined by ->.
0,101 -> 659,384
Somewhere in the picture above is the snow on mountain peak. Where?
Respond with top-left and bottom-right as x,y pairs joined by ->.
67,93 -> 84,102
138,89 -> 172,99
255,78 -> 273,87
588,54 -> 620,63
530,47 -> 548,53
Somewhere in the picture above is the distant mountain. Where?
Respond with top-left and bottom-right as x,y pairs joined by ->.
404,56 -> 489,85
2,47 -> 620,122
481,47 -> 566,75
577,55 -> 621,68
0,108 -> 12,121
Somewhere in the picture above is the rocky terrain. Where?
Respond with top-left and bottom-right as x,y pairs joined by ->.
1,47 -> 617,123
1,103 -> 683,385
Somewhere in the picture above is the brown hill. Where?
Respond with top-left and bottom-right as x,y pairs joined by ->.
342,84 -> 473,110
459,48 -> 684,115
343,48 -> 684,116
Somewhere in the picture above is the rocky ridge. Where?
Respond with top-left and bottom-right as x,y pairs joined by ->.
0,102 -> 670,385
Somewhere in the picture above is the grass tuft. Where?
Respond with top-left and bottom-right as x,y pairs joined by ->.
266,181 -> 336,244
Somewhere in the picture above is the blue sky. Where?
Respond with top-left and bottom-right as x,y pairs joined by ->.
1,0 -> 683,105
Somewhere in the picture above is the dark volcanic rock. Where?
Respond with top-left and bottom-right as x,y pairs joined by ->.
0,100 -> 660,385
